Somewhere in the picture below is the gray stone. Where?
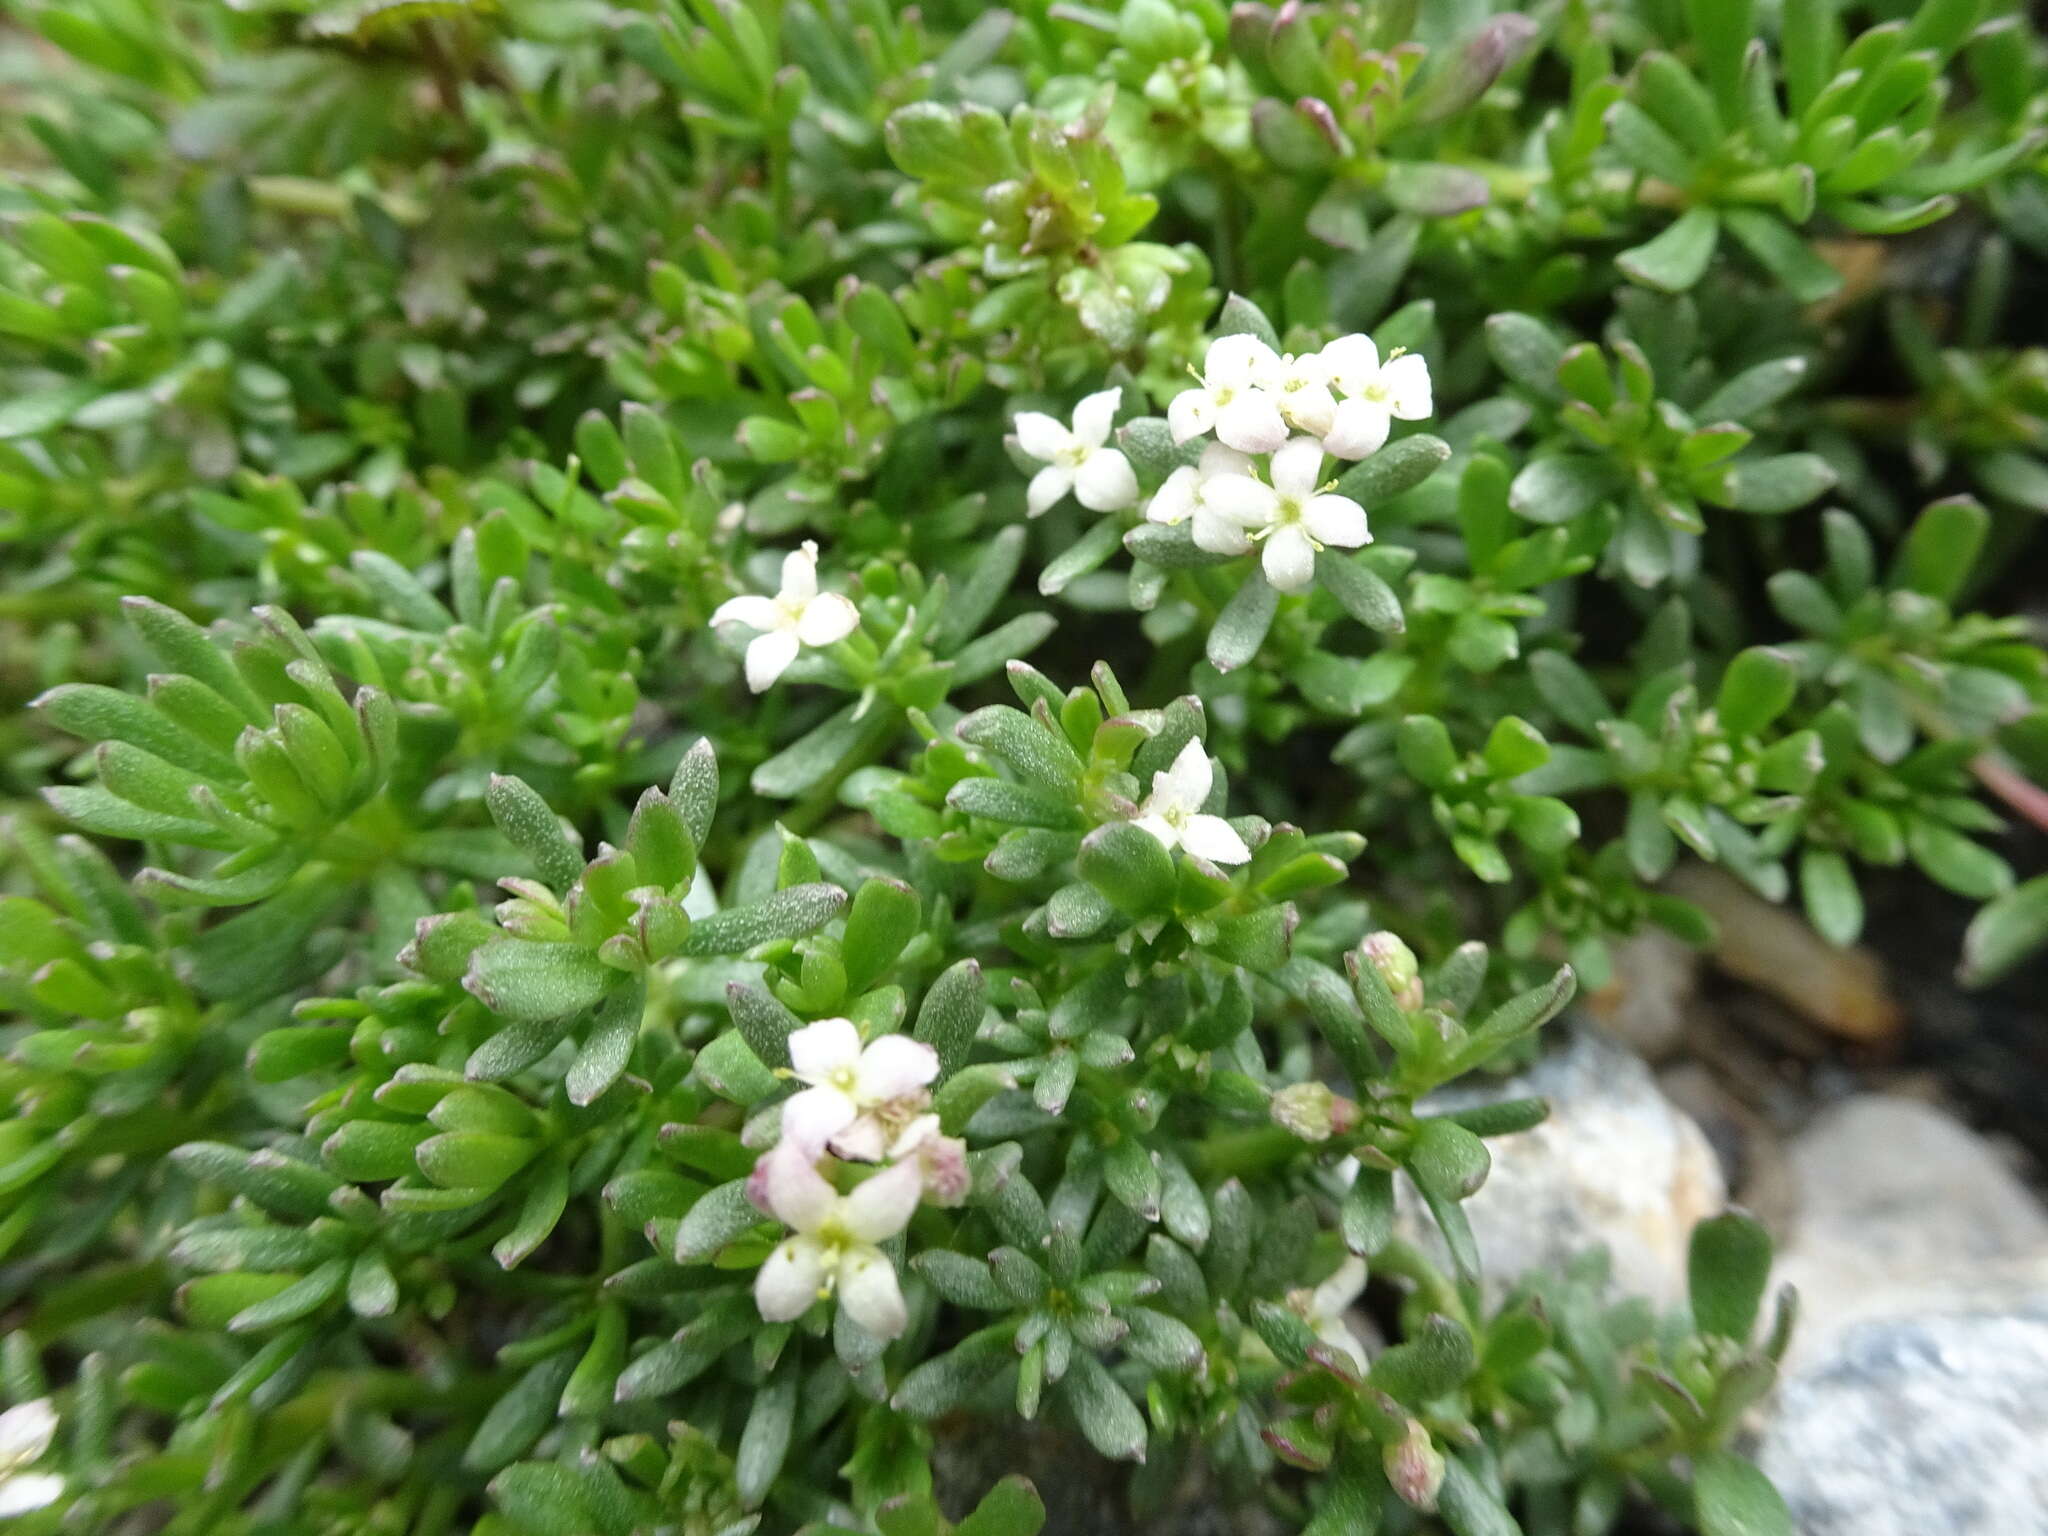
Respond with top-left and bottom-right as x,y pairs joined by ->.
1582,929 -> 1698,1062
1771,1095 -> 2048,1366
1394,1025 -> 1725,1305
1757,1310 -> 2048,1536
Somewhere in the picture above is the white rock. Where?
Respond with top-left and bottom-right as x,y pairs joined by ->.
1771,1095 -> 2048,1367
1394,1026 -> 1725,1305
1757,1310 -> 2048,1536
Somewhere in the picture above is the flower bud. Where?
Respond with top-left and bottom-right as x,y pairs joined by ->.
1270,1082 -> 1360,1142
1384,1419 -> 1445,1512
1359,931 -> 1423,1010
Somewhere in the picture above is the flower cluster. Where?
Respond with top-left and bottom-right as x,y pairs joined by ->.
1146,331 -> 1431,592
746,1019 -> 966,1340
1133,739 -> 1251,865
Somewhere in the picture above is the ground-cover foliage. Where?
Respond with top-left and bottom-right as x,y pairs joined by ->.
4,0 -> 2048,1531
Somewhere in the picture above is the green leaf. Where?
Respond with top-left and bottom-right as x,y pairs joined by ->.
1800,848 -> 1863,947
1215,292 -> 1279,350
1060,1349 -> 1149,1462
1370,1314 -> 1476,1403
464,941 -> 614,1021
1907,818 -> 2012,901
1334,435 -> 1451,506
1689,1212 -> 1774,1342
1961,873 -> 2048,987
682,882 -> 847,955
1317,551 -> 1405,633
914,959 -> 985,1079
1711,453 -> 1836,514
954,1475 -> 1048,1536
1617,207 -> 1720,292
1693,1450 -> 1793,1536
1407,1119 -> 1491,1203
842,877 -> 920,992
1077,821 -> 1176,918
1723,209 -> 1843,303
1716,647 -> 1799,737
736,1373 -> 796,1507
1509,455 -> 1620,524
1892,495 -> 1987,603
1207,570 -> 1278,673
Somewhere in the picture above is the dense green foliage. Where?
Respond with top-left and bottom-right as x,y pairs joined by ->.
3,0 -> 2046,1531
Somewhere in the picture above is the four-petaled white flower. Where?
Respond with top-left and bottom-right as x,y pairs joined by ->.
752,1143 -> 921,1339
1134,739 -> 1251,866
1168,335 -> 1289,454
1202,436 -> 1370,593
711,541 -> 861,694
1146,442 -> 1256,557
1258,348 -> 1338,438
780,1017 -> 939,1162
1013,387 -> 1139,517
1292,1256 -> 1371,1372
0,1399 -> 62,1517
1319,334 -> 1433,460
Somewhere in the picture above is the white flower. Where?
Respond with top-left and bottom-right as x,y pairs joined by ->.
1134,740 -> 1251,866
778,1018 -> 939,1162
1201,436 -> 1369,593
711,541 -> 861,693
1257,348 -> 1338,438
0,1399 -> 62,1517
1145,442 -> 1256,556
1319,334 -> 1432,460
1012,387 -> 1139,516
1168,334 -> 1289,453
751,1143 -> 921,1339
1294,1256 -> 1370,1372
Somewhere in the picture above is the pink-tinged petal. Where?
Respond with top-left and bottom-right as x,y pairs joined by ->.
755,1234 -> 828,1321
1071,386 -> 1122,448
1304,494 -> 1370,549
1168,388 -> 1215,444
0,1401 -> 57,1463
1196,441 -> 1252,478
1156,738 -> 1213,811
780,1085 -> 858,1160
1205,332 -> 1279,386
835,1247 -> 908,1339
711,594 -> 784,632
1012,410 -> 1071,462
1147,466 -> 1199,526
1133,813 -> 1180,851
788,1017 -> 862,1080
743,629 -> 801,693
1200,473 -> 1280,529
1282,383 -> 1338,438
841,1158 -> 923,1242
781,542 -> 820,604
1191,506 -> 1253,556
1320,333 -> 1380,394
1269,436 -> 1327,498
1180,814 -> 1251,866
1262,525 -> 1317,593
1073,448 -> 1138,512
1322,398 -> 1391,460
1215,391 -> 1288,454
917,1133 -> 971,1206
855,1033 -> 940,1100
1383,352 -> 1433,418
1026,463 -> 1073,518
759,1138 -> 840,1228
0,1473 -> 64,1516
828,1114 -> 890,1163
796,590 -> 859,647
